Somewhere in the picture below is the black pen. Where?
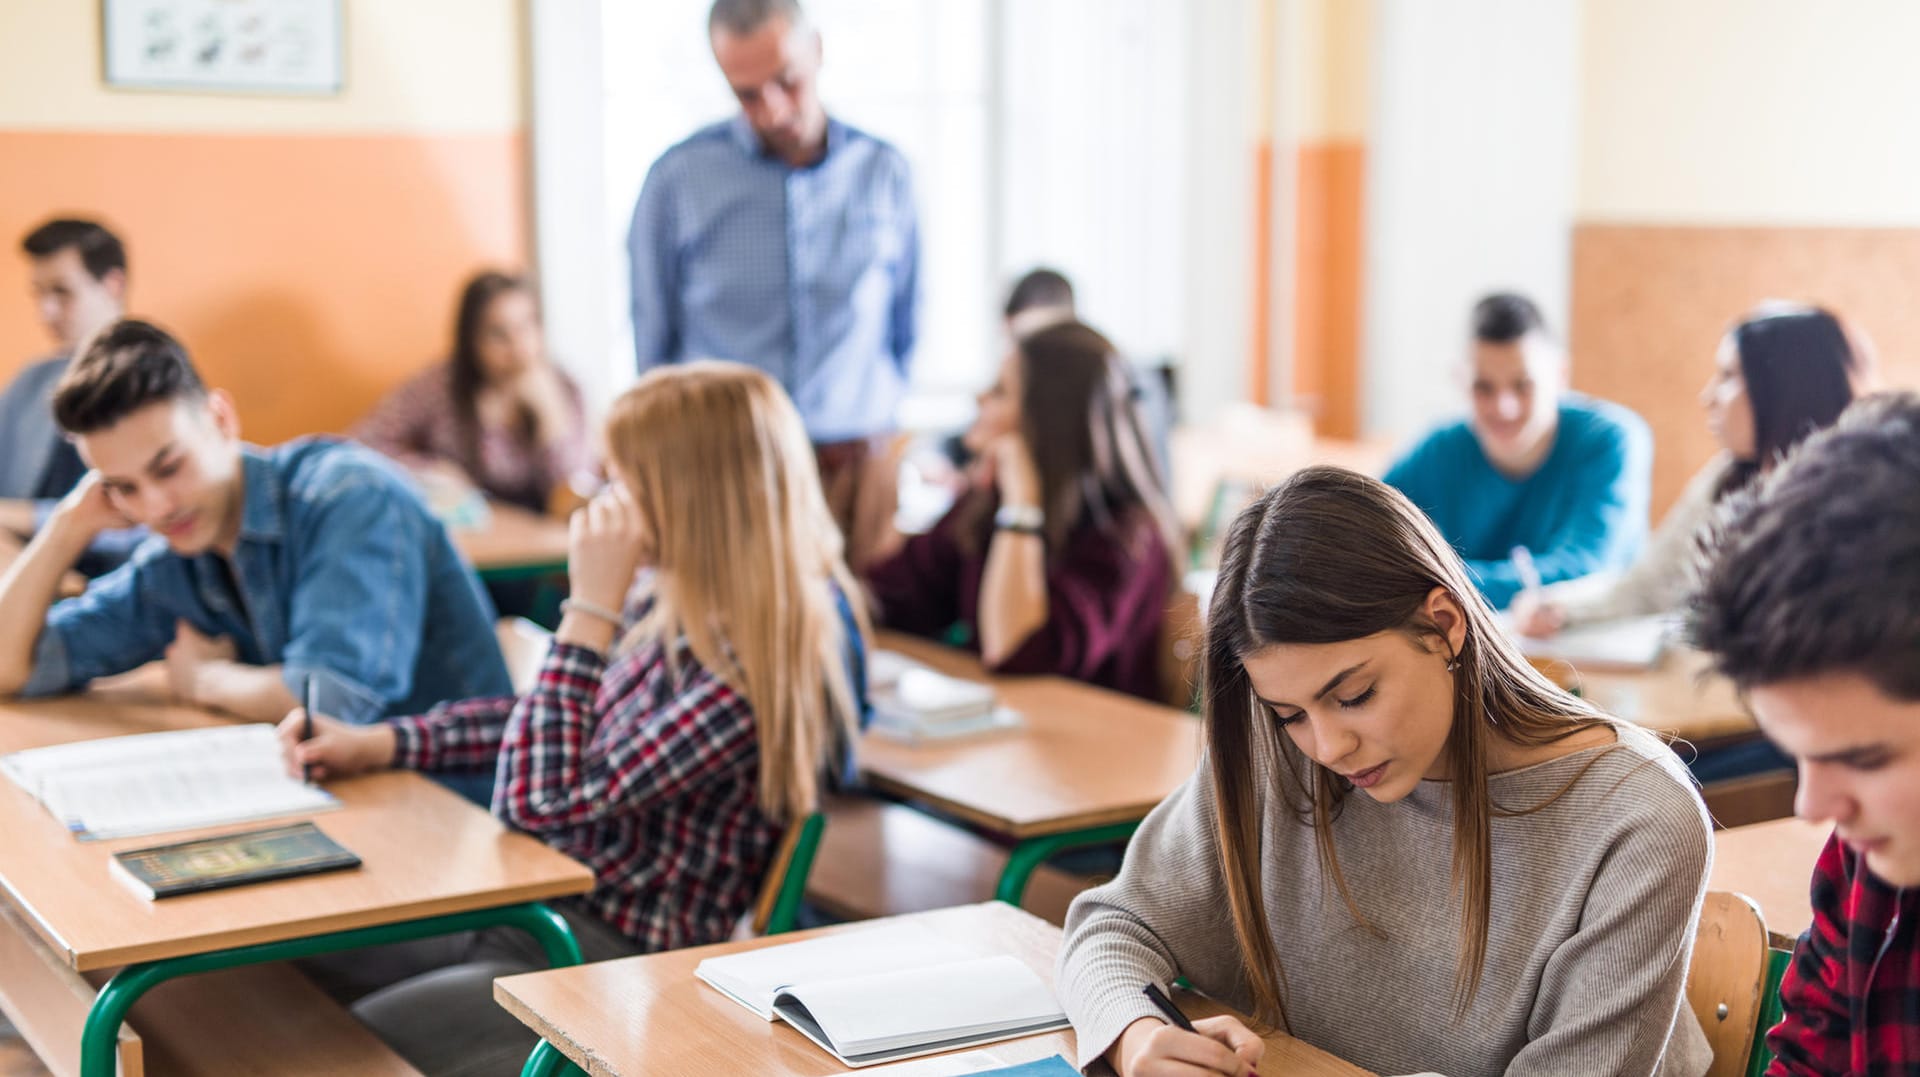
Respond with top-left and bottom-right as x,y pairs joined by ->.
1142,982 -> 1195,1032
302,676 -> 316,783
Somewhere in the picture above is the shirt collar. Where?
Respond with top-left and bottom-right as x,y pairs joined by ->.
726,113 -> 847,167
236,445 -> 286,544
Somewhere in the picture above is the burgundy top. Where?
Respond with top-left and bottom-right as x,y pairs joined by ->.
354,362 -> 590,512
863,495 -> 1174,701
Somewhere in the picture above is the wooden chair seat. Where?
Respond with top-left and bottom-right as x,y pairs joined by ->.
806,796 -> 1099,927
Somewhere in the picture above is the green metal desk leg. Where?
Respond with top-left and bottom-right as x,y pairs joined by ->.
522,1038 -> 586,1077
995,821 -> 1143,905
79,901 -> 582,1077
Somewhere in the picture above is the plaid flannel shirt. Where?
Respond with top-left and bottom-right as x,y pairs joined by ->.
1768,831 -> 1920,1074
390,613 -> 777,953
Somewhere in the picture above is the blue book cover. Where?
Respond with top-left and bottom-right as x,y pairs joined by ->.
970,1058 -> 1077,1076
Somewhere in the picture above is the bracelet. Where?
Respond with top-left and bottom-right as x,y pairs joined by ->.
993,503 -> 1044,532
559,598 -> 624,627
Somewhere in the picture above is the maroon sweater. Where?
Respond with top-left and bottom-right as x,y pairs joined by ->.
863,497 -> 1174,701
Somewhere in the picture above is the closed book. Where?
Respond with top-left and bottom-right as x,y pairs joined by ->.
110,821 -> 361,900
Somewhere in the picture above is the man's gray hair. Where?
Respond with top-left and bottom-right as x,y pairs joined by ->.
709,0 -> 806,37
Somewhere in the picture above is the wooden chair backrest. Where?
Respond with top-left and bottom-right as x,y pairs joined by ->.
1687,890 -> 1770,1077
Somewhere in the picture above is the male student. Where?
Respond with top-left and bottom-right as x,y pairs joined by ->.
1384,292 -> 1651,608
629,0 -> 918,567
0,218 -> 143,573
1690,391 -> 1920,1073
0,318 -> 511,734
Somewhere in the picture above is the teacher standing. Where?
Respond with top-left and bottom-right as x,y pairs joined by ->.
629,0 -> 919,568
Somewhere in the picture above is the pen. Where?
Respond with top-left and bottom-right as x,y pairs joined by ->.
1510,544 -> 1543,601
1141,982 -> 1195,1032
302,676 -> 316,784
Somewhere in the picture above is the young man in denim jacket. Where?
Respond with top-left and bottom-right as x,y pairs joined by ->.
0,319 -> 510,740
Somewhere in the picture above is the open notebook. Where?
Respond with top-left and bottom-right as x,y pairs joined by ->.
0,725 -> 338,841
695,922 -> 1069,1068
1508,613 -> 1676,672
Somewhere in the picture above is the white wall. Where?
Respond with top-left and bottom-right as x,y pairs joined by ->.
1361,0 -> 1579,439
995,0 -> 1191,370
1179,0 -> 1258,425
1580,0 -> 1920,226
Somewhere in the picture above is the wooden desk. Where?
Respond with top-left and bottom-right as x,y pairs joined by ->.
1575,649 -> 1755,743
1709,817 -> 1829,949
497,902 -> 1373,1077
0,681 -> 595,1076
862,632 -> 1201,902
452,502 -> 571,581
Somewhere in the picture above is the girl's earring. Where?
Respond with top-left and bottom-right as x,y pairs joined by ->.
1445,657 -> 1460,673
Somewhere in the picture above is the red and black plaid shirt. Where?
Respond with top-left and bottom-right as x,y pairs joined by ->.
390,613 -> 778,954
1768,831 -> 1920,1075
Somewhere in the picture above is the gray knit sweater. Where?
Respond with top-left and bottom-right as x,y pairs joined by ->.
1057,724 -> 1713,1076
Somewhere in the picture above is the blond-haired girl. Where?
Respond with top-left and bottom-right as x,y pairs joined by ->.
287,361 -> 867,1075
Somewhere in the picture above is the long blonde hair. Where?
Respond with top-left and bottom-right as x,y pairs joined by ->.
605,361 -> 868,822
1204,466 -> 1616,1029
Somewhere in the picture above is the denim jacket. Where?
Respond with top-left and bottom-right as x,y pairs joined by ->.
23,438 -> 511,723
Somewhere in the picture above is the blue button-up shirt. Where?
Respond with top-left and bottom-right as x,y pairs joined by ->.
628,115 -> 919,443
24,438 -> 511,724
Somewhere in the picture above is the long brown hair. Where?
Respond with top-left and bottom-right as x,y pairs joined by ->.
1714,303 -> 1860,499
1205,466 -> 1613,1028
448,271 -> 541,475
959,320 -> 1180,563
604,361 -> 868,821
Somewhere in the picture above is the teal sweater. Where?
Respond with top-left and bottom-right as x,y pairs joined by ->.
1384,395 -> 1652,608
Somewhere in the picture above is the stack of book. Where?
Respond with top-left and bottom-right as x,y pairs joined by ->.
869,653 -> 1021,744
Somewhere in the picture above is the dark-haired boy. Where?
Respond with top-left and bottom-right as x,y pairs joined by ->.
0,218 -> 141,572
1690,391 -> 1920,1072
0,320 -> 510,767
1384,292 -> 1651,607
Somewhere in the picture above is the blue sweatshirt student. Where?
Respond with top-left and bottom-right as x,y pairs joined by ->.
1384,294 -> 1652,609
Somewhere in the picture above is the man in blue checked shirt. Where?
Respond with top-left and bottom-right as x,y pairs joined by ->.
628,0 -> 919,567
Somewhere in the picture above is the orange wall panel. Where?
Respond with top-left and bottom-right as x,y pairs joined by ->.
0,129 -> 528,445
1570,224 -> 1920,519
1292,140 -> 1365,438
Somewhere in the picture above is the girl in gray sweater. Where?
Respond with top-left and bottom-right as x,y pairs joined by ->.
1058,466 -> 1713,1077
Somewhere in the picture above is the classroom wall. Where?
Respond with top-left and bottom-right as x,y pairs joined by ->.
1361,0 -> 1579,441
1282,0 -> 1369,438
0,1 -> 529,445
1572,0 -> 1920,518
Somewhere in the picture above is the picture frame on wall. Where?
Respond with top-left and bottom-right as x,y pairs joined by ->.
101,0 -> 344,95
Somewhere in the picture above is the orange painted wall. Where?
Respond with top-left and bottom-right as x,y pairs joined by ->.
1571,225 -> 1920,519
0,130 -> 527,444
1291,140 -> 1365,438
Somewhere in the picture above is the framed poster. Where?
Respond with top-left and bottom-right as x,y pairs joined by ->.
102,0 -> 344,95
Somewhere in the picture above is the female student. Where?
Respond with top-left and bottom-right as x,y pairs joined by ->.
355,270 -> 592,515
1512,303 -> 1860,634
287,362 -> 867,1076
1057,466 -> 1712,1076
862,320 -> 1180,701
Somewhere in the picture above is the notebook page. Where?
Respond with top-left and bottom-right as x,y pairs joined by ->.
777,954 -> 1065,1057
1514,613 -> 1674,671
695,921 -> 979,1019
2,725 -> 336,840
